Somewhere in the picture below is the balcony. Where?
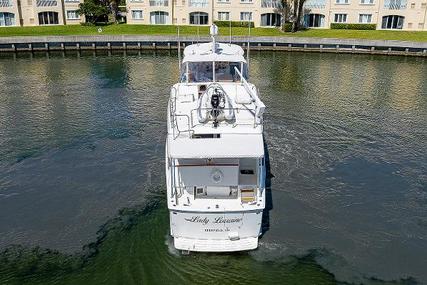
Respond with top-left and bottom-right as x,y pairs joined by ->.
149,0 -> 168,5
188,0 -> 208,7
384,0 -> 406,9
36,0 -> 58,6
261,0 -> 282,8
0,0 -> 12,7
304,0 -> 326,8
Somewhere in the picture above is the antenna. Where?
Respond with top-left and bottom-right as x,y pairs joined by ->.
197,15 -> 200,45
229,20 -> 232,45
177,26 -> 181,71
197,25 -> 200,45
247,18 -> 251,69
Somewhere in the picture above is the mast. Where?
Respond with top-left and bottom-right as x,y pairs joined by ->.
177,26 -> 181,71
210,24 -> 218,53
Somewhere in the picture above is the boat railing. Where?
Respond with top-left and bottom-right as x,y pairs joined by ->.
234,67 -> 265,124
169,82 -> 264,139
190,106 -> 259,129
170,86 -> 195,139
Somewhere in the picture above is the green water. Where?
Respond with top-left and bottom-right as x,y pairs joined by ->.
1,200 -> 339,285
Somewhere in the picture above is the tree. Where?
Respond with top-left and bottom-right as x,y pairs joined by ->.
77,0 -> 109,24
291,0 -> 307,32
278,0 -> 306,32
78,0 -> 125,24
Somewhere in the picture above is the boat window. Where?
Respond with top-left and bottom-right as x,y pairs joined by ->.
214,62 -> 240,82
215,62 -> 248,82
186,62 -> 214,83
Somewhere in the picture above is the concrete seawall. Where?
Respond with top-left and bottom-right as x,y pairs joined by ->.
1,35 -> 427,56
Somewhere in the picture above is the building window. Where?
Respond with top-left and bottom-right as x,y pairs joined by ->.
150,11 -> 168,24
360,0 -> 373,3
218,12 -> 230,21
384,0 -> 407,9
240,12 -> 252,21
189,12 -> 208,24
66,10 -> 80,20
335,0 -> 349,4
407,22 -> 412,28
260,13 -> 282,26
0,12 -> 15,26
422,2 -> 427,8
334,13 -> 347,22
132,10 -> 143,19
359,14 -> 372,23
304,0 -> 326,9
38,11 -> 58,25
304,13 -> 325,27
410,2 -> 415,7
217,0 -> 230,2
419,23 -> 424,28
381,15 -> 404,29
189,0 -> 208,7
240,0 -> 252,3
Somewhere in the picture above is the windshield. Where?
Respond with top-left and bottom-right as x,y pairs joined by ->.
215,62 -> 247,82
180,61 -> 248,83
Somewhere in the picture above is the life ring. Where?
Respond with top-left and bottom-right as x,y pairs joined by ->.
210,169 -> 223,184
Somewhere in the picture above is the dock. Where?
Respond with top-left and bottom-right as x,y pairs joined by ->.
0,35 -> 426,57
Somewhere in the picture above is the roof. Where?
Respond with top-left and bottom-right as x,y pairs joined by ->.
167,134 -> 264,159
183,42 -> 246,63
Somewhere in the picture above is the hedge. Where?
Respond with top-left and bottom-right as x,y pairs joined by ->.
282,22 -> 293,32
331,23 -> 377,30
214,21 -> 255,28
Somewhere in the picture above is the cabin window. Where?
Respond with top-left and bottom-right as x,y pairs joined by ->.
187,62 -> 214,83
215,62 -> 242,82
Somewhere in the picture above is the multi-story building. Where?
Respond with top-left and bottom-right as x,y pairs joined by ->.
126,0 -> 285,26
305,0 -> 427,30
0,0 -> 83,26
1,0 -> 426,30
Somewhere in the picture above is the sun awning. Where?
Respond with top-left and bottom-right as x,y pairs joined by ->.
167,134 -> 264,159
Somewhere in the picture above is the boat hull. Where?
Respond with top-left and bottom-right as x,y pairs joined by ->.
169,210 -> 263,252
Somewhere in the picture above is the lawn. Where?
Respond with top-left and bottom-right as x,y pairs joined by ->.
1,24 -> 427,42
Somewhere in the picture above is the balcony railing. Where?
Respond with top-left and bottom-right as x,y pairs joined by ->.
384,0 -> 406,9
149,0 -> 168,5
36,0 -> 58,6
304,0 -> 326,8
188,0 -> 208,7
261,0 -> 282,8
0,0 -> 12,7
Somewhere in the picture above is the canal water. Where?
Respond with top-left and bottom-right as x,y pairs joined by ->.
0,51 -> 426,285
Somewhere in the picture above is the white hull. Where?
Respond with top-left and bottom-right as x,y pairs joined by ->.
169,210 -> 263,252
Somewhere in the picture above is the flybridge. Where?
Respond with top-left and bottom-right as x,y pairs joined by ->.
165,24 -> 267,253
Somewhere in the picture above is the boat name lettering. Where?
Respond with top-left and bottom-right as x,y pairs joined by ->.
184,216 -> 242,225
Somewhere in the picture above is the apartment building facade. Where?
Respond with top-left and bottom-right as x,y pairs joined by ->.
126,0 -> 284,27
1,0 -> 426,30
0,0 -> 83,26
305,0 -> 427,30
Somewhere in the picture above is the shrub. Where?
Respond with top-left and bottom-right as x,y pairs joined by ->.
282,22 -> 293,32
214,21 -> 255,28
331,23 -> 377,30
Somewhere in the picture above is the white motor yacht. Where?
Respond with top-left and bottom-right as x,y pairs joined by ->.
166,25 -> 266,252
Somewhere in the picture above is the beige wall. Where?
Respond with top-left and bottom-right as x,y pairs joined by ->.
64,0 -> 84,25
305,0 -> 427,30
2,0 -> 426,29
0,0 -> 20,26
127,0 -> 283,27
